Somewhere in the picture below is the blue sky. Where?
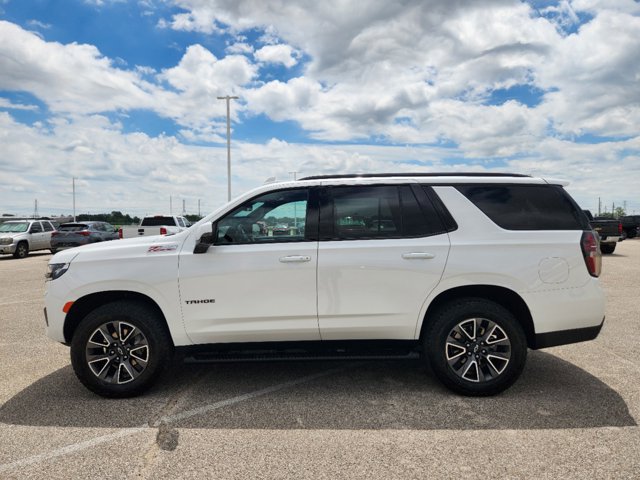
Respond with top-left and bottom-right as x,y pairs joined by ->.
0,0 -> 639,216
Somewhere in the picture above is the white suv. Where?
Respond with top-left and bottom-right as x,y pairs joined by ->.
44,173 -> 605,397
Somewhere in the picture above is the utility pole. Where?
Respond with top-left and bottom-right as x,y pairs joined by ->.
198,199 -> 201,217
217,95 -> 239,202
289,171 -> 299,181
33,199 -> 39,219
182,199 -> 186,216
598,197 -> 601,216
72,177 -> 77,222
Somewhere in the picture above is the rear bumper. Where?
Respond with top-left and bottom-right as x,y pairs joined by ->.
532,317 -> 605,349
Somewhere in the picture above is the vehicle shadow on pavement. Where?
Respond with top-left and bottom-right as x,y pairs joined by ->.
0,350 -> 635,431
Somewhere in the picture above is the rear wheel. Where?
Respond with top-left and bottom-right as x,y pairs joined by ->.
70,301 -> 173,398
424,298 -> 527,396
13,242 -> 29,259
600,243 -> 616,254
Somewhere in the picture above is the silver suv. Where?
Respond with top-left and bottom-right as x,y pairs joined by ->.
0,219 -> 57,258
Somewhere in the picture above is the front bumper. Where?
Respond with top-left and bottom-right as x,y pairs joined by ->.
0,243 -> 16,254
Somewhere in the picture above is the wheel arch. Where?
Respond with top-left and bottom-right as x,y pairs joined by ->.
419,285 -> 536,348
63,291 -> 174,346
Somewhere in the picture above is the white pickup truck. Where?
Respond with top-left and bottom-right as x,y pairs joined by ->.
118,215 -> 190,239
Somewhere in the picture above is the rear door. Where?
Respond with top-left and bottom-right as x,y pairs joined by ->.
317,184 -> 450,340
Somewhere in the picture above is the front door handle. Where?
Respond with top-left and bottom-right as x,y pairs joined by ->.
402,252 -> 435,260
279,255 -> 311,263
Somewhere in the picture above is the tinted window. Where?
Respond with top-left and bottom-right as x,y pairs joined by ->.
177,217 -> 185,228
141,216 -> 176,227
42,221 -> 54,232
215,189 -> 309,245
400,186 -> 444,236
456,185 -> 588,230
59,224 -> 89,232
30,222 -> 43,233
325,185 -> 444,240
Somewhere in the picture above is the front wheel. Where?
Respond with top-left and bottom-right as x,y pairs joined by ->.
424,298 -> 527,396
70,301 -> 173,398
13,242 -> 29,259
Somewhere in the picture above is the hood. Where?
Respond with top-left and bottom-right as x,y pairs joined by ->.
50,232 -> 187,265
0,232 -> 24,239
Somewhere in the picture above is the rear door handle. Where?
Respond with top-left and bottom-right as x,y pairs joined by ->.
279,255 -> 311,263
402,252 -> 435,260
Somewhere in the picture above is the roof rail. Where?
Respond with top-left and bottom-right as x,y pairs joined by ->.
299,172 -> 531,181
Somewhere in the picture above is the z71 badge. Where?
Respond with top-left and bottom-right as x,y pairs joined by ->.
147,244 -> 178,253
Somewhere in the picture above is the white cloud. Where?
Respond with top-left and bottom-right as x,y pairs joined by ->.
0,98 -> 39,111
0,20 -> 159,114
254,44 -> 298,68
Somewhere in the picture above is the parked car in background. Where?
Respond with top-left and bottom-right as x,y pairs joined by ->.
0,219 -> 57,258
620,215 -> 640,239
583,210 -> 623,254
118,215 -> 190,238
51,222 -> 119,251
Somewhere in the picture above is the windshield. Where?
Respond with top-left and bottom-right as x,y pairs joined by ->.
0,222 -> 29,233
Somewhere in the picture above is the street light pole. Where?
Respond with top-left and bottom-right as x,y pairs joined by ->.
217,95 -> 239,202
72,177 -> 77,222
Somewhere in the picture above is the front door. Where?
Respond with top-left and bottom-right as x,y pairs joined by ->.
179,187 -> 320,344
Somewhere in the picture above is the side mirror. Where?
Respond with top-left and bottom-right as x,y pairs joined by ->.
194,222 -> 215,254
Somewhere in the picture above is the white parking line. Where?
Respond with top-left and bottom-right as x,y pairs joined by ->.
0,365 -> 350,474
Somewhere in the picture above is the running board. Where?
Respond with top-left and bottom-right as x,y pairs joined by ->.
179,340 -> 421,364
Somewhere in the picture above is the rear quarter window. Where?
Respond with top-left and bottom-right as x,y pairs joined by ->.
456,184 -> 588,230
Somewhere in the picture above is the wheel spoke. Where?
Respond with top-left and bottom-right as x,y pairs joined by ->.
119,322 -> 136,343
129,345 -> 149,363
88,328 -> 110,347
117,362 -> 135,384
446,342 -> 466,361
486,354 -> 509,374
461,359 -> 480,382
485,324 -> 508,345
458,319 -> 477,341
88,357 -> 110,377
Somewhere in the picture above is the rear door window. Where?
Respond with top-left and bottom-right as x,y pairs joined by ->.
323,185 -> 445,240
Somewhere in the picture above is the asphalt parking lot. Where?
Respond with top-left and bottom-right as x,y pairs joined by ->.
1,242 -> 639,479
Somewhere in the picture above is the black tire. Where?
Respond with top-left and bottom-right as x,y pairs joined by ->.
424,298 -> 527,396
70,301 -> 173,398
600,243 -> 616,254
50,248 -> 58,254
13,241 -> 29,259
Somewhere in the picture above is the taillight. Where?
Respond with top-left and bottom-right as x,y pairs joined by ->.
79,230 -> 90,236
160,227 -> 167,235
51,231 -> 58,237
118,228 -> 123,239
619,222 -> 623,235
581,231 -> 601,277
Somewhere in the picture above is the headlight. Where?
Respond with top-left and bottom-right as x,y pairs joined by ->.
45,263 -> 70,281
0,238 -> 12,245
